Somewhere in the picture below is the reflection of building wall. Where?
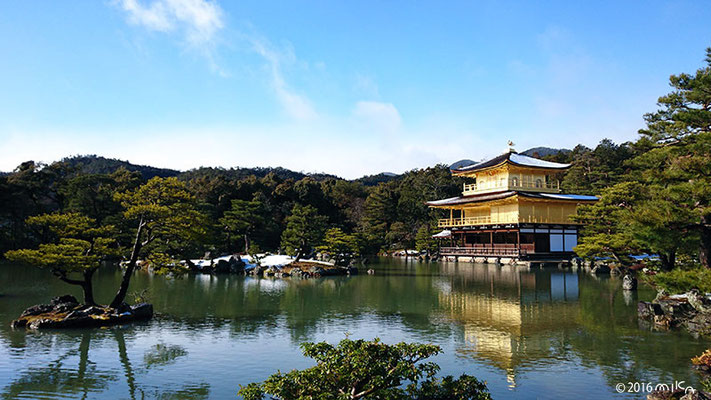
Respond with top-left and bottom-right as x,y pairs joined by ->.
438,263 -> 538,290
438,274 -> 580,386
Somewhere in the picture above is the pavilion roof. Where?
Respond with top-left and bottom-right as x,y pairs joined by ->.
452,151 -> 570,173
426,191 -> 597,207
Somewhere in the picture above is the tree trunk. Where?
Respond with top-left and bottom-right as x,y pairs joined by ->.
110,220 -> 144,309
56,269 -> 97,306
660,251 -> 676,272
82,270 -> 97,306
244,233 -> 250,253
700,216 -> 711,269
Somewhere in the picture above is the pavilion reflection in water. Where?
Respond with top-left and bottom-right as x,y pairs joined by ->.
437,264 -> 580,387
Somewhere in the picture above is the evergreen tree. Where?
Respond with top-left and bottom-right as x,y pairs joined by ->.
280,204 -> 327,261
318,228 -> 359,266
220,199 -> 265,253
573,182 -> 689,269
415,224 -> 438,256
5,213 -> 117,305
110,177 -> 206,308
631,47 -> 711,268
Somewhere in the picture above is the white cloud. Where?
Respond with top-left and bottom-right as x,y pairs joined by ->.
353,101 -> 401,132
115,1 -> 318,118
116,0 -> 224,73
249,36 -> 318,121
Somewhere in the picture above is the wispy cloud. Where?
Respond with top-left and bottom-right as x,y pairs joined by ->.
249,36 -> 318,120
115,1 -> 318,119
118,0 -> 223,46
116,0 -> 224,71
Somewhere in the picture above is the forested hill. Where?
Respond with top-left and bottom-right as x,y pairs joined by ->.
1,155 -> 399,182
179,166 -> 340,182
355,172 -> 401,186
58,155 -> 341,181
62,155 -> 180,179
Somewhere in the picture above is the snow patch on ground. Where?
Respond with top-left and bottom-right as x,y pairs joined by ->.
192,254 -> 334,271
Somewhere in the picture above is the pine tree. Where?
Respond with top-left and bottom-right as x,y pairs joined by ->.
220,199 -> 265,253
280,204 -> 327,261
5,213 -> 117,305
110,177 -> 206,308
631,48 -> 711,268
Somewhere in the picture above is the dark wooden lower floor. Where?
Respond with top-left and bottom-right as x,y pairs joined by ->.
437,223 -> 580,260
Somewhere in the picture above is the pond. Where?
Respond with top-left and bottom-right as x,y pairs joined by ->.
0,259 -> 708,399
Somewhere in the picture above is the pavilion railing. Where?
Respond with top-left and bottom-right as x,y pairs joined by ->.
462,179 -> 560,195
440,244 -> 534,257
437,215 -> 578,227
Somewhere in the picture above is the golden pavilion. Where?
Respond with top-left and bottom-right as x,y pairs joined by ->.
427,150 -> 597,261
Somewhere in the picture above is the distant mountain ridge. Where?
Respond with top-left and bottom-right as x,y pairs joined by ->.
449,159 -> 476,170
0,155 -> 350,182
179,166 -> 340,182
355,172 -> 402,186
520,147 -> 571,158
62,155 -> 180,179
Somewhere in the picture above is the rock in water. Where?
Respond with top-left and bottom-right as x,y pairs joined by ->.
622,274 -> 638,290
639,290 -> 711,338
229,256 -> 246,273
11,295 -> 154,330
591,264 -> 610,275
647,388 -> 711,400
688,289 -> 711,314
131,303 -> 154,320
638,302 -> 664,319
214,259 -> 231,274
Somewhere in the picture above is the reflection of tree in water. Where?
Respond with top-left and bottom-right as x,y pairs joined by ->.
143,343 -> 188,369
2,330 -> 210,400
2,333 -> 115,400
145,271 -> 455,344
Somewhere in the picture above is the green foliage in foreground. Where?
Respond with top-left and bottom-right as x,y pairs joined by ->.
643,265 -> 711,294
238,338 -> 492,400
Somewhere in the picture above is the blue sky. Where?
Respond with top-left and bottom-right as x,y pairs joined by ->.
1,1 -> 710,178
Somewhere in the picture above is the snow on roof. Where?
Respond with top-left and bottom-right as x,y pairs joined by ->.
427,191 -> 597,207
426,191 -> 518,206
509,153 -> 570,169
432,230 -> 452,238
426,196 -> 462,206
454,152 -> 570,172
532,193 -> 598,201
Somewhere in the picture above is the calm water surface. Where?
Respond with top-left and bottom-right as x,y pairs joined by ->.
0,259 -> 709,399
